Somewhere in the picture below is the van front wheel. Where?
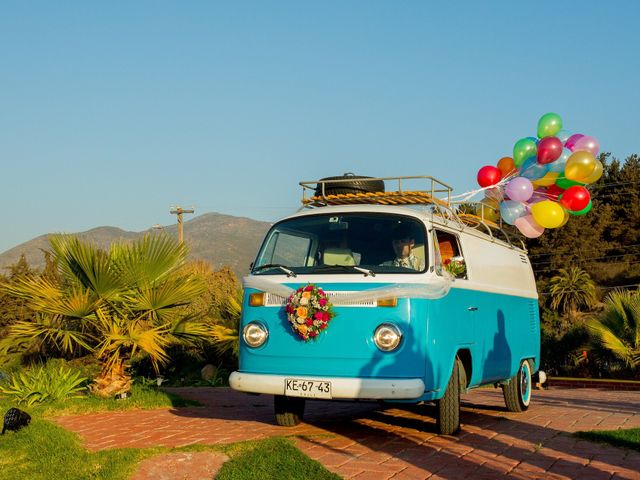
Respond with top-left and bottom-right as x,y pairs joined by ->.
502,360 -> 532,412
274,395 -> 305,426
436,357 -> 461,435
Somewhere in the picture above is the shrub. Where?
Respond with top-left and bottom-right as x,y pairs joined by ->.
0,362 -> 87,405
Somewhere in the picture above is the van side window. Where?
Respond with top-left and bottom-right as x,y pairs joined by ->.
433,230 -> 467,279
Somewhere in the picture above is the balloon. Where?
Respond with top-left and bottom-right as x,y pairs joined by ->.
583,159 -> 603,184
556,130 -> 571,143
526,136 -> 540,144
548,147 -> 572,173
532,171 -> 559,187
531,200 -> 566,228
559,186 -> 591,211
565,150 -> 596,182
565,133 -> 584,151
537,113 -> 563,138
497,156 -> 516,177
485,186 -> 504,202
477,165 -> 502,187
568,199 -> 592,216
500,200 -> 526,225
505,177 -> 534,202
520,156 -> 549,180
546,184 -> 565,201
573,135 -> 600,156
556,174 -> 585,189
513,138 -> 537,167
475,197 -> 500,222
537,136 -> 563,164
515,215 -> 545,238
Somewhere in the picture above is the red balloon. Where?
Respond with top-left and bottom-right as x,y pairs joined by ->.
537,136 -> 563,164
560,186 -> 590,211
477,165 -> 502,188
546,184 -> 565,201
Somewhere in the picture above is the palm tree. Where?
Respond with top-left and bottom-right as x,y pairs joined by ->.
0,233 -> 211,397
209,288 -> 242,359
586,289 -> 640,369
547,267 -> 599,319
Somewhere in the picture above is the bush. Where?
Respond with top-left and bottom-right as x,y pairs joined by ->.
0,362 -> 87,405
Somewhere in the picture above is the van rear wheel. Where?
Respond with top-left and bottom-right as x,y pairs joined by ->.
274,395 -> 305,426
502,360 -> 532,412
436,357 -> 461,435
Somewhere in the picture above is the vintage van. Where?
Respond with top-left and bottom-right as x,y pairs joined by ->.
230,175 -> 540,434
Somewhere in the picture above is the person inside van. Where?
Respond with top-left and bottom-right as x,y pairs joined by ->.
381,224 -> 425,271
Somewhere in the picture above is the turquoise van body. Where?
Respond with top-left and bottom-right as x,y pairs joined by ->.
231,196 -> 540,433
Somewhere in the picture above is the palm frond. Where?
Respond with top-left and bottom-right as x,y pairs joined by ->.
49,234 -> 124,299
4,316 -> 94,354
111,233 -> 189,286
210,324 -> 239,358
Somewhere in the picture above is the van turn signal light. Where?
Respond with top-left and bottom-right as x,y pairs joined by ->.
377,298 -> 398,307
249,292 -> 265,307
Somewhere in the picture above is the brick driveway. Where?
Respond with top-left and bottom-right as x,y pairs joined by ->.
55,387 -> 640,479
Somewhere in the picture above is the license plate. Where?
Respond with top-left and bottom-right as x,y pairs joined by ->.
284,378 -> 332,399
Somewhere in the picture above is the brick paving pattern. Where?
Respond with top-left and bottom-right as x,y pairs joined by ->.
55,387 -> 640,479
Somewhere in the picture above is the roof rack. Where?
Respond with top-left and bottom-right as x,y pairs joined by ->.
298,175 -> 525,250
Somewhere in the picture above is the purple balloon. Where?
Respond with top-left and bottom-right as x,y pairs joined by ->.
505,176 -> 534,202
565,133 -> 584,151
573,135 -> 600,156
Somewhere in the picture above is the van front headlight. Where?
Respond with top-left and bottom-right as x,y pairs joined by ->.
373,323 -> 402,352
243,321 -> 268,348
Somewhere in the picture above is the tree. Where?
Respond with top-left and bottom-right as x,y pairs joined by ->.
586,289 -> 640,370
547,267 -> 598,319
0,234 -> 212,397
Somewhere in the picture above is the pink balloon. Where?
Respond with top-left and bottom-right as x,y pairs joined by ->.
573,136 -> 599,156
515,215 -> 545,238
565,133 -> 584,151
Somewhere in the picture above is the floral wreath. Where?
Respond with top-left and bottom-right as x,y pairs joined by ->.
285,284 -> 335,341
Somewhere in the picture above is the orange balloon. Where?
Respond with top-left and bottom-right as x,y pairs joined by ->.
497,156 -> 516,177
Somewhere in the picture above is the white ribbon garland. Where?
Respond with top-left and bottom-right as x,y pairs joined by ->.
242,275 -> 452,303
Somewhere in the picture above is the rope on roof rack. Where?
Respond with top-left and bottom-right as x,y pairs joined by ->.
301,190 -> 450,207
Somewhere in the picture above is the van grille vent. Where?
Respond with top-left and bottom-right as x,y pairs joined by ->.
528,300 -> 538,333
265,291 -> 376,307
520,254 -> 529,264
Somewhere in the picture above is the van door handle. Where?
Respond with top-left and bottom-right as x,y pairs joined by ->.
468,306 -> 478,311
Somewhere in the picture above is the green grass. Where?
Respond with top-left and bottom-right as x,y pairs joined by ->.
217,437 -> 340,480
0,389 -> 338,480
575,428 -> 640,452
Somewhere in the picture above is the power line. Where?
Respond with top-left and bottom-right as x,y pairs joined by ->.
532,251 -> 640,267
528,243 -> 640,257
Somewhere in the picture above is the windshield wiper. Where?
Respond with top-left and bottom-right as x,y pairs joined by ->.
313,265 -> 376,277
252,263 -> 297,277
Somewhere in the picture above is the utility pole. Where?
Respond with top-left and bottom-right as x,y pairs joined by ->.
170,205 -> 195,244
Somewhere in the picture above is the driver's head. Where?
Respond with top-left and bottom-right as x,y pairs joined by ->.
391,224 -> 415,259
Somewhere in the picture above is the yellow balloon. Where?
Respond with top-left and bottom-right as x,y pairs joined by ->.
532,171 -> 560,187
475,197 -> 500,222
583,159 -> 603,184
565,151 -> 596,182
531,200 -> 565,228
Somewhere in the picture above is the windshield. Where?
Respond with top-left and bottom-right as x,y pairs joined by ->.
252,213 -> 427,275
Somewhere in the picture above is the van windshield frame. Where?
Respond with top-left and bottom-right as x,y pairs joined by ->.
252,213 -> 428,275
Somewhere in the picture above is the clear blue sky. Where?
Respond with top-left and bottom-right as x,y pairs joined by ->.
1,1 -> 638,252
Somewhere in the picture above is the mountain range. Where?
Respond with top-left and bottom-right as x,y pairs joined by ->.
0,213 -> 273,279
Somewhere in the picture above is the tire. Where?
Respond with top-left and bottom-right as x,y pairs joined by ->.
315,173 -> 385,197
436,357 -> 461,435
274,395 -> 306,426
502,359 -> 532,412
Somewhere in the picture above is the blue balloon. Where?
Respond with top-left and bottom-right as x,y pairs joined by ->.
526,136 -> 540,145
500,200 -> 527,225
547,147 -> 572,173
520,156 -> 549,180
